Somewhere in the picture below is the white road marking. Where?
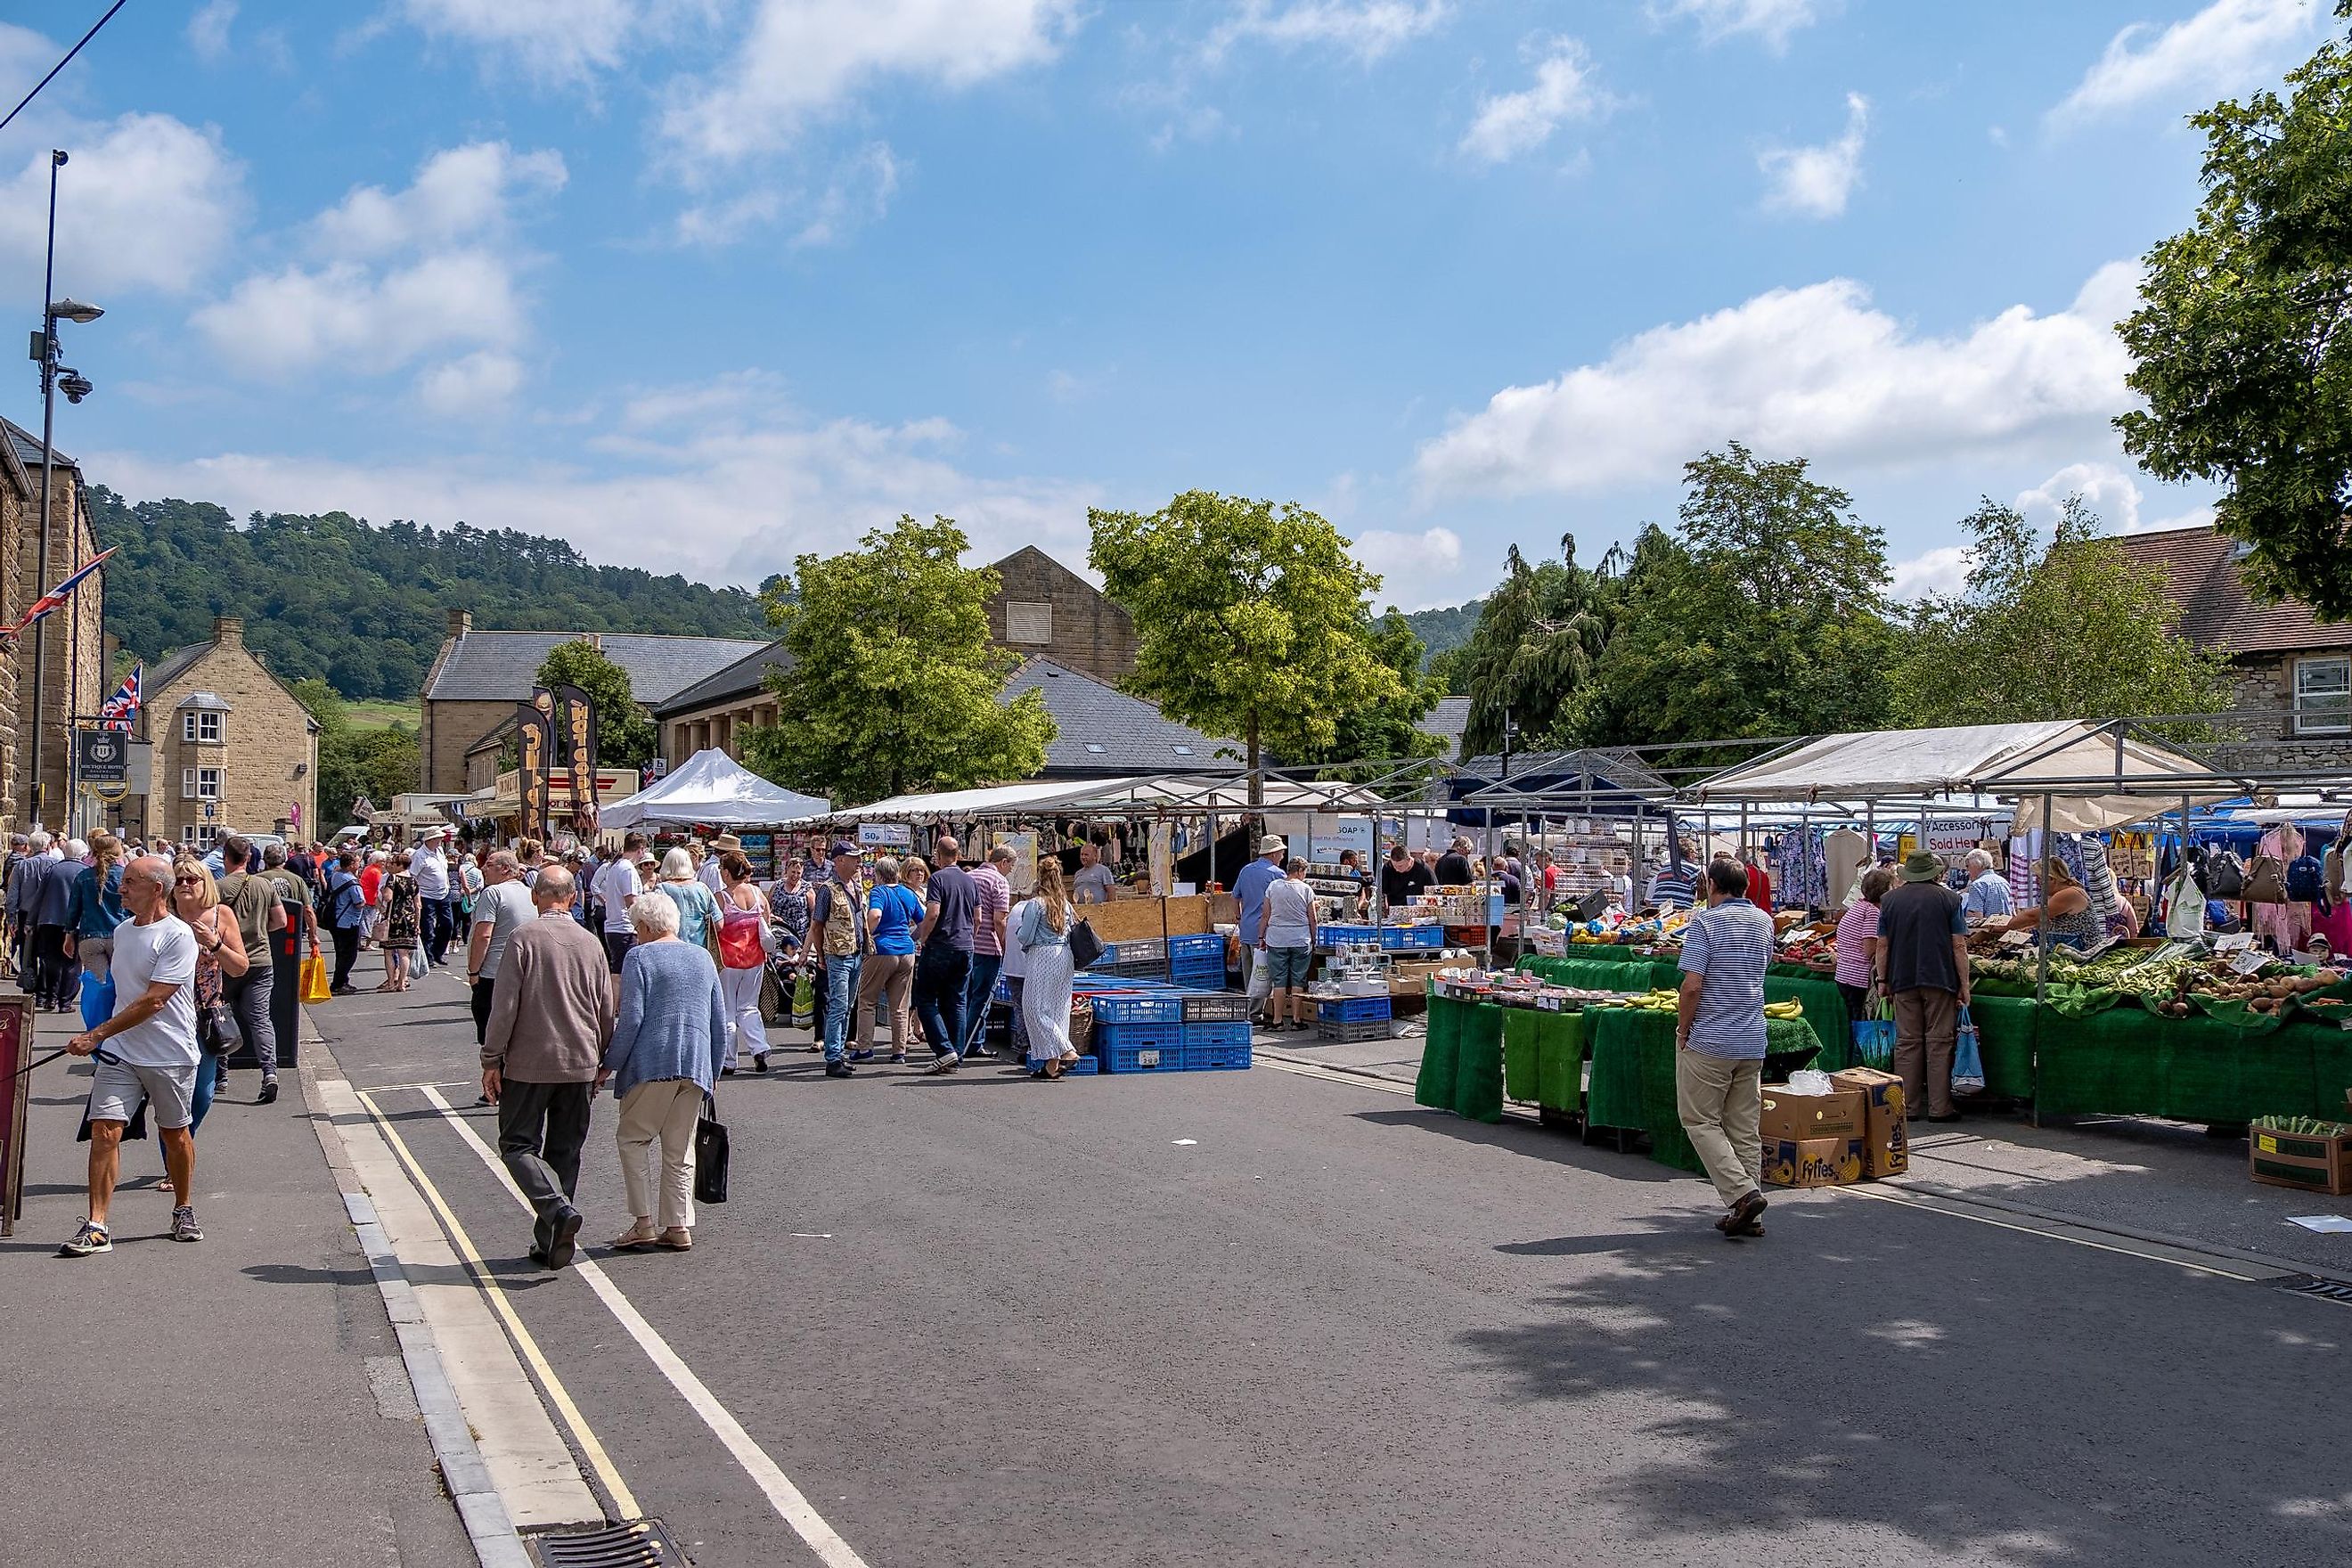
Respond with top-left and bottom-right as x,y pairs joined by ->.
1255,1052 -> 1416,1094
416,1086 -> 874,1568
1844,1182 -> 2280,1281
355,1089 -> 644,1517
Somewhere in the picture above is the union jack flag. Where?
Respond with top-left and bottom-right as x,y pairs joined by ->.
3,546 -> 114,644
96,661 -> 142,731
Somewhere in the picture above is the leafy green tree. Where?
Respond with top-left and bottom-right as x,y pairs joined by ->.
535,641 -> 657,770
1298,611 -> 1447,767
747,515 -> 1054,803
1454,535 -> 1624,757
1579,445 -> 1897,754
1090,492 -> 1413,799
1890,497 -> 2234,727
294,677 -> 424,826
2118,2 -> 2352,618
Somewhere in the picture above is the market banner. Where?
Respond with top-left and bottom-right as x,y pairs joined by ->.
515,696 -> 554,843
1923,816 -> 1997,856
554,682 -> 599,839
0,996 -> 28,1236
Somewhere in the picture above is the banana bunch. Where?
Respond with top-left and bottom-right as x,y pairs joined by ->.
1612,992 -> 1803,1019
1765,1000 -> 1804,1020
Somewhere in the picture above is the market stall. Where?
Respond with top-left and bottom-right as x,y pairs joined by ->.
599,747 -> 829,831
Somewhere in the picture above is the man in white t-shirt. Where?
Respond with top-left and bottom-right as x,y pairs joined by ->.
58,855 -> 202,1255
412,828 -> 453,965
592,833 -> 648,976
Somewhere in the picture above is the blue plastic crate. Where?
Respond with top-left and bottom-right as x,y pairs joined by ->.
1168,933 -> 1225,960
1379,925 -> 1443,951
1088,992 -> 1186,1025
1180,991 -> 1252,1023
1319,923 -> 1377,949
1317,994 -> 1392,1023
1073,974 -> 1171,992
1183,1040 -> 1253,1072
1171,960 -> 1227,988
1180,1019 -> 1251,1050
1061,1053 -> 1099,1075
1097,1022 -> 1184,1072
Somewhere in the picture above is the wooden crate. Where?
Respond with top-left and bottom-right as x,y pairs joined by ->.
2249,1124 -> 2352,1196
1080,894 -> 1213,943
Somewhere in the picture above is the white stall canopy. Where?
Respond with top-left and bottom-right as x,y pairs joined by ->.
598,748 -> 829,829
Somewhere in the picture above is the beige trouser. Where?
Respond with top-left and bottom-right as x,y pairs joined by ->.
1891,986 -> 1959,1119
1675,1048 -> 1764,1206
856,952 -> 914,1052
616,1078 -> 703,1232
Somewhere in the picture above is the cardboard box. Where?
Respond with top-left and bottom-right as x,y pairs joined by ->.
2249,1123 -> 2352,1196
1830,1066 -> 1909,1179
1763,1136 -> 1865,1188
1759,1084 -> 1866,1145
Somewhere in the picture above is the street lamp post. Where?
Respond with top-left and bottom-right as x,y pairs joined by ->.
27,147 -> 101,831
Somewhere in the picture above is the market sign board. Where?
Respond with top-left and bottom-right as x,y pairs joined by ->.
1308,814 -> 1375,864
859,822 -> 913,849
1922,816 -> 2000,856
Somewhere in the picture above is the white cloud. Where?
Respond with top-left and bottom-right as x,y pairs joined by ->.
193,249 -> 527,378
393,0 -> 651,85
1890,545 -> 1972,600
793,143 -> 901,247
89,388 -> 1098,583
661,0 -> 1081,167
417,350 -> 526,418
1415,262 -> 2142,500
2014,460 -> 2145,533
188,0 -> 237,61
1759,92 -> 1868,217
1460,38 -> 1610,164
1353,526 -> 1464,593
1650,0 -> 1827,52
314,143 -> 566,257
1205,1 -> 1450,63
0,114 -> 245,297
2052,0 -> 2319,124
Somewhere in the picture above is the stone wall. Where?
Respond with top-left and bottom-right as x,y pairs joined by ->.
423,697 -> 510,795
984,547 -> 1138,685
131,618 -> 319,845
11,470 -> 103,831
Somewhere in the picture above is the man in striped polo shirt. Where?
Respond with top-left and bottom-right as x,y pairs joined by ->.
1675,859 -> 1774,1239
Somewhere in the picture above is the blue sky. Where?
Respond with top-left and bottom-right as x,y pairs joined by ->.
0,0 -> 2332,611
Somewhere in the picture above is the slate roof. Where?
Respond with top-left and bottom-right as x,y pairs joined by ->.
649,639 -> 796,720
1001,658 -> 1232,776
147,641 -> 210,690
2114,526 -> 2352,657
0,414 -> 71,473
426,632 -> 773,706
1422,695 -> 1472,758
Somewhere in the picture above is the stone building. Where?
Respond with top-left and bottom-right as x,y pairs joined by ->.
125,616 -> 320,848
983,546 -> 1138,685
1,417 -> 104,834
416,612 -> 770,794
652,641 -> 793,764
2117,524 -> 2352,773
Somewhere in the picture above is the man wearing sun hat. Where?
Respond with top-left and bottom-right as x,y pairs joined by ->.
700,835 -> 740,894
1233,833 -> 1287,1015
1874,850 -> 1972,1124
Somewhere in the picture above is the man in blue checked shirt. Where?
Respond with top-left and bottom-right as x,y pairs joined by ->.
1675,859 -> 1774,1240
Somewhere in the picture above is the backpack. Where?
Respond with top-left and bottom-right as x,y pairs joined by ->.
2287,853 -> 2324,904
2206,850 -> 2244,899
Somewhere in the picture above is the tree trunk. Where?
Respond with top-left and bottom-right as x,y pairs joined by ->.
1246,710 -> 1262,807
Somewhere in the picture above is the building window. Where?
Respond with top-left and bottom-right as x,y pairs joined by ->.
183,766 -> 223,800
180,824 -> 218,846
1005,600 -> 1054,645
2294,656 -> 2351,735
182,710 -> 222,744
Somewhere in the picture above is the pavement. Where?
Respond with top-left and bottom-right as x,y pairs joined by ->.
15,959 -> 2352,1566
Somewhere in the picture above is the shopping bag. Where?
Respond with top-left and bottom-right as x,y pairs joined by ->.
788,967 -> 814,1030
300,951 -> 331,1003
78,969 -> 116,1031
1852,1000 -> 1896,1071
1952,1005 -> 1986,1095
693,1093 -> 730,1205
1067,917 -> 1105,970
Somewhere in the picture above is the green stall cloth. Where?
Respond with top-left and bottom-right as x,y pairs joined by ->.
1518,954 -> 1683,992
2033,1007 -> 2342,1123
1585,1009 -> 1825,1174
1452,1000 -> 1507,1123
1763,973 -> 1852,1071
1421,994 -> 1592,1121
1537,1010 -> 1587,1115
1502,1007 -> 1543,1102
1415,992 -> 1464,1111
1963,995 -> 2038,1099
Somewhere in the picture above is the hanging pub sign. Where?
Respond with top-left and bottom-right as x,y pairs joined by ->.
515,692 -> 556,844
554,682 -> 599,839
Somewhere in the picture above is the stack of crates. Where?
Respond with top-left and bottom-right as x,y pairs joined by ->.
1379,924 -> 1444,951
1080,984 -> 1256,1074
1180,990 -> 1252,1071
1168,932 -> 1227,990
1315,992 -> 1396,1041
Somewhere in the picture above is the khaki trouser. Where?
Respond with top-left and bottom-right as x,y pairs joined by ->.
1675,1048 -> 1764,1206
616,1078 -> 703,1233
1891,986 -> 1959,1119
855,951 -> 915,1053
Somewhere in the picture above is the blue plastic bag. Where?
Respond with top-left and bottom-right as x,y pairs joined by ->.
1852,1000 -> 1896,1071
1952,1004 -> 1986,1095
79,968 -> 116,1031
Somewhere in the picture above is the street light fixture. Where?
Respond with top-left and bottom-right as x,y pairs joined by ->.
27,148 -> 102,832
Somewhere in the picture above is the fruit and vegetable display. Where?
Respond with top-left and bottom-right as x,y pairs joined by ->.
2250,1114 -> 2351,1138
1614,989 -> 1804,1019
1969,940 -> 2348,1018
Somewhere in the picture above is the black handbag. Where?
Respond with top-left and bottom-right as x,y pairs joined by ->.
200,998 -> 240,1057
1067,916 -> 1105,971
693,1091 -> 729,1205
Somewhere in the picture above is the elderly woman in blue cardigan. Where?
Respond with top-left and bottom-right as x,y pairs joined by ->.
598,892 -> 729,1252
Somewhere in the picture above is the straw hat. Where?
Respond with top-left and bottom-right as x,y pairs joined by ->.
712,834 -> 743,852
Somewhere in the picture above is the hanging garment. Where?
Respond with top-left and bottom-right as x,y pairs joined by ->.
2073,837 -> 2134,939
1824,829 -> 1866,910
2251,825 -> 2312,953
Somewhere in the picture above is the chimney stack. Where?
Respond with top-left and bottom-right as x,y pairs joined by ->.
447,608 -> 472,638
214,616 -> 244,647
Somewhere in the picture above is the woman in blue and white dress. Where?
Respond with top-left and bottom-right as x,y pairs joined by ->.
1017,859 -> 1081,1080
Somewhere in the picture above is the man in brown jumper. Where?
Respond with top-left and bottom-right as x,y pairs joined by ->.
482,866 -> 615,1270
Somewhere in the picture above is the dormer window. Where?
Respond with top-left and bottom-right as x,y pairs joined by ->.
183,710 -> 222,744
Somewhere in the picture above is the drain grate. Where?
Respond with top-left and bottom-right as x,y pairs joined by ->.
527,1519 -> 690,1566
2273,1273 -> 2352,1306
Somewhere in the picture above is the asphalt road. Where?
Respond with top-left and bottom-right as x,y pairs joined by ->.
321,957 -> 2352,1568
